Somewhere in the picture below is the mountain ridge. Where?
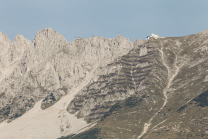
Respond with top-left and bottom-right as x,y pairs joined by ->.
0,28 -> 140,138
1,28 -> 208,139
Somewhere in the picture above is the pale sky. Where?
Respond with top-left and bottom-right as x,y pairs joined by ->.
0,0 -> 208,42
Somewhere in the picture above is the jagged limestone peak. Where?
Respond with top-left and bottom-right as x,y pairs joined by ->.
33,28 -> 68,47
0,32 -> 11,55
33,28 -> 68,62
13,34 -> 32,48
0,32 -> 10,42
14,34 -> 28,42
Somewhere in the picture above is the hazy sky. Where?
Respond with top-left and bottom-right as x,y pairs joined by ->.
0,0 -> 208,42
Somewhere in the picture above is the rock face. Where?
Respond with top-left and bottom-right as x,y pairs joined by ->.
66,29 -> 208,139
66,44 -> 155,122
0,28 -> 135,129
1,28 -> 208,139
69,30 -> 208,139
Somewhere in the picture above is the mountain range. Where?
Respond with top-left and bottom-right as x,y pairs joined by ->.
0,28 -> 208,139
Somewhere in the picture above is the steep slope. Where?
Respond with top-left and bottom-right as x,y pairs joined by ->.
66,42 -> 160,123
0,28 -> 67,123
65,36 -> 167,138
0,65 -> 97,139
0,33 -> 36,121
0,29 -> 136,138
142,30 -> 208,139
61,29 -> 208,139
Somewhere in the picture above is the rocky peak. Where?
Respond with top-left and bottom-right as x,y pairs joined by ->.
0,33 -> 31,70
13,34 -> 32,49
0,32 -> 11,55
14,34 -> 29,42
33,28 -> 68,62
0,32 -> 10,42
68,35 -> 134,70
33,28 -> 67,45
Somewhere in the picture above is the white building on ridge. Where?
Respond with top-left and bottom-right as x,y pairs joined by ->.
146,33 -> 164,40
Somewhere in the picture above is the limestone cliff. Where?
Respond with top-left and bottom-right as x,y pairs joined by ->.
0,28 -> 136,124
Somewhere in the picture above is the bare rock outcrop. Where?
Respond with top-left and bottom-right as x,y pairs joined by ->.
0,28 -> 136,122
33,28 -> 68,63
